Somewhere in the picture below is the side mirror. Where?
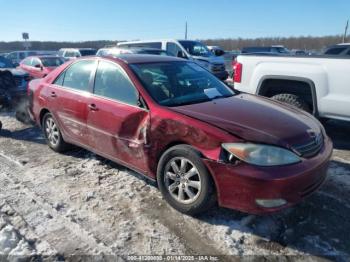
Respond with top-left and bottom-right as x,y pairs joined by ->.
177,51 -> 187,59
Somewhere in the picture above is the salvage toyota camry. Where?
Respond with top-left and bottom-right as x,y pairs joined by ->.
28,55 -> 333,215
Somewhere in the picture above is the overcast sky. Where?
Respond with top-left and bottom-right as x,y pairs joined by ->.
1,0 -> 349,41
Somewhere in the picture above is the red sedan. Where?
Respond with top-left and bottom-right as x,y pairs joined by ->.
28,55 -> 332,215
19,56 -> 65,79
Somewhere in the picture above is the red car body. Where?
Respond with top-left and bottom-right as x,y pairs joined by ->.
19,56 -> 65,79
28,55 -> 333,214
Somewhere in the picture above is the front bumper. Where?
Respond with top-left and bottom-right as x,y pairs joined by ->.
204,137 -> 333,214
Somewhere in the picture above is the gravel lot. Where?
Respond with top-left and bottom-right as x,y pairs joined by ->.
0,112 -> 349,261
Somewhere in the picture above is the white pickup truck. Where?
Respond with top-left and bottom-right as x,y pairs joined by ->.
233,54 -> 350,122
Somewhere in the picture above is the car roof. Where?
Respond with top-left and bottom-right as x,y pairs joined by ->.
106,54 -> 184,64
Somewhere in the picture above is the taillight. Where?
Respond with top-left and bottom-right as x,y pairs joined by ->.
233,62 -> 242,83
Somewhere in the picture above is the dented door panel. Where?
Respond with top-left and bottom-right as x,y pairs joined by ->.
87,96 -> 150,173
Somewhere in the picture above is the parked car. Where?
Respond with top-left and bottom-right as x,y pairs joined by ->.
96,47 -> 169,57
58,48 -> 97,60
323,43 -> 350,55
19,56 -> 65,78
6,50 -> 56,66
0,56 -> 31,123
241,45 -> 291,55
118,39 -> 228,80
233,54 -> 350,122
28,55 -> 332,215
0,56 -> 30,105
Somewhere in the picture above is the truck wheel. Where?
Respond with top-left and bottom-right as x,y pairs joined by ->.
271,93 -> 311,113
157,145 -> 216,216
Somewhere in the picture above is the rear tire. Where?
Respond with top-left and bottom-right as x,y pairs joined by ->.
157,145 -> 216,215
271,93 -> 311,113
42,113 -> 70,152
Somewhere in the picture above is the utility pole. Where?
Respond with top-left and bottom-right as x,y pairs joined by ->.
343,19 -> 349,43
185,21 -> 188,40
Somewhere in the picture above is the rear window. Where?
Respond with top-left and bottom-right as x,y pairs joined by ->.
79,49 -> 97,56
324,47 -> 347,55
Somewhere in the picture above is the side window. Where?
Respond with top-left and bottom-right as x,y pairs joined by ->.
7,53 -> 17,59
19,52 -> 26,59
166,42 -> 182,56
60,60 -> 96,91
53,72 -> 65,86
94,61 -> 138,106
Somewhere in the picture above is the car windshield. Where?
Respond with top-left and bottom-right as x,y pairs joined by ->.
179,41 -> 212,57
131,61 -> 234,107
79,49 -> 97,56
41,57 -> 65,67
0,56 -> 14,68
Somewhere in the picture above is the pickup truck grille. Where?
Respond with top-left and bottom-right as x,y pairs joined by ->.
212,64 -> 225,72
293,133 -> 323,158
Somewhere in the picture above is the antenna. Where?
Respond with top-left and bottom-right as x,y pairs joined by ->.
185,22 -> 188,40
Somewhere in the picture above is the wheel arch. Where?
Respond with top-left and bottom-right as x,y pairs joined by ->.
39,108 -> 50,127
256,75 -> 319,116
155,142 -> 218,195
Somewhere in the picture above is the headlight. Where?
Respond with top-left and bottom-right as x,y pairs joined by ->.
222,143 -> 300,166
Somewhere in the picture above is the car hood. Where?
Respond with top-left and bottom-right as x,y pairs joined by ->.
169,93 -> 322,149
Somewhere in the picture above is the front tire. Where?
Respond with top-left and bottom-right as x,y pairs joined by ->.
157,145 -> 216,215
42,113 -> 69,152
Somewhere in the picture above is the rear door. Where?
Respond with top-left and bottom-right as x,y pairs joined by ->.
87,60 -> 150,173
49,59 -> 97,146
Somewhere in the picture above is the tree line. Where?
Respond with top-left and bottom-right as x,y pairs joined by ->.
202,35 -> 343,51
0,35 -> 344,52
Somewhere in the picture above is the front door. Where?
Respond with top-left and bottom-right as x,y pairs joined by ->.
87,60 -> 150,173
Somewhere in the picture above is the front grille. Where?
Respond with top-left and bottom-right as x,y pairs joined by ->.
293,133 -> 323,158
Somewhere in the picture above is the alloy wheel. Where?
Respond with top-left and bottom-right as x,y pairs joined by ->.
45,117 -> 59,147
164,157 -> 202,204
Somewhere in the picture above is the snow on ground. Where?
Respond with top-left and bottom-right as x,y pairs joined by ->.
0,113 -> 350,261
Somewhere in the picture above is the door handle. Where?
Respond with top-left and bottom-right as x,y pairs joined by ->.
88,104 -> 98,111
50,92 -> 57,98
